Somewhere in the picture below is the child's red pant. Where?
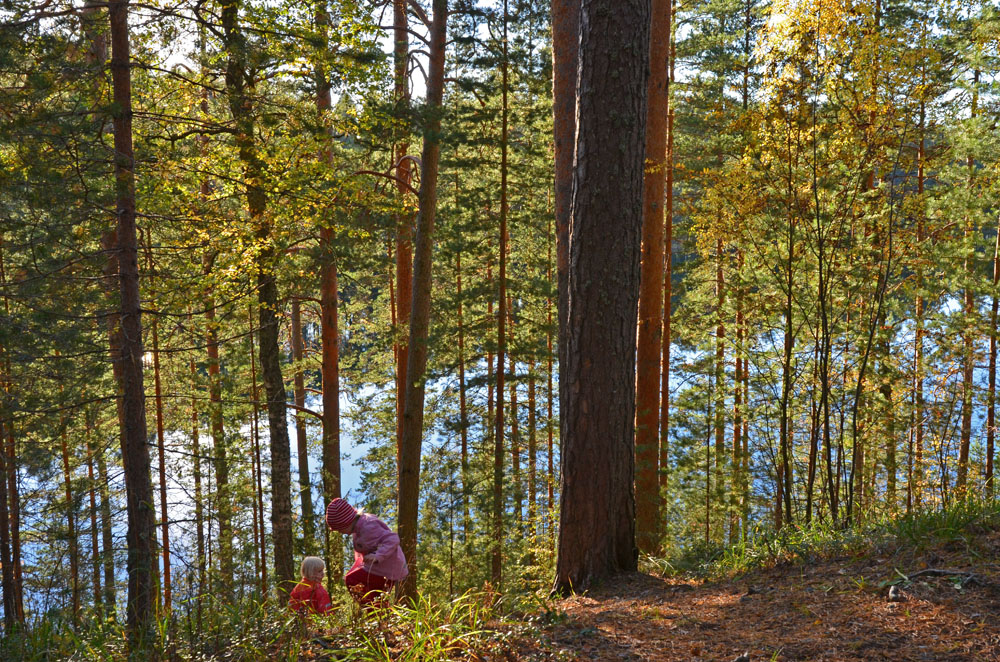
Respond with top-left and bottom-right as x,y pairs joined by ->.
345,566 -> 393,606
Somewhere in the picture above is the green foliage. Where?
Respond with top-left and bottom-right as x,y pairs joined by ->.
648,497 -> 1000,580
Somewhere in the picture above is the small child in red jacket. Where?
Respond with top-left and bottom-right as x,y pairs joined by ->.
289,556 -> 332,615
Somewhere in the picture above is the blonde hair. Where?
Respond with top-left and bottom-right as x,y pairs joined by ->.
300,556 -> 325,582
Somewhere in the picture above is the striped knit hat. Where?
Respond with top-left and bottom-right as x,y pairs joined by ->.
326,498 -> 357,532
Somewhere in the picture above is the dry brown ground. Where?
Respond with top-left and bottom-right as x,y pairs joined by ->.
519,534 -> 1000,662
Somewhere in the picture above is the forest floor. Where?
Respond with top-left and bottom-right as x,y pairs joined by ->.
517,530 -> 1000,661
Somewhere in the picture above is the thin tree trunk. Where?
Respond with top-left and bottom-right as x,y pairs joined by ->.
510,319 -> 521,528
528,359 -> 538,532
247,304 -> 267,595
188,350 -> 205,625
731,253 -> 743,540
913,100 -> 925,509
203,254 -> 232,591
635,0 -> 669,554
554,0 -> 650,594
493,0 -> 510,581
145,236 -> 171,613
456,254 -> 470,539
546,219 -> 556,544
659,5 -> 675,491
714,237 -> 726,533
958,70 -> 979,493
86,424 -> 102,610
0,234 -> 19,629
96,438 -> 115,616
0,418 -> 12,630
393,0 -> 413,464
109,0 -> 156,642
987,220 -> 999,498
314,4 -> 342,585
61,418 -> 80,624
397,0 -> 447,601
291,298 -> 316,552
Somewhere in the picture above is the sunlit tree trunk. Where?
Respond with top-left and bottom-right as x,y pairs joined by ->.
492,0 -> 510,582
659,3 -> 675,492
397,0 -> 447,601
555,0 -> 650,594
552,0 -> 579,445
393,0 -> 413,464
109,0 -> 156,643
86,422 -> 102,611
635,0 -> 669,554
144,236 -> 171,613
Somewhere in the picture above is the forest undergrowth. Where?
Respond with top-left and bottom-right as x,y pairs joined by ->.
4,500 -> 1000,661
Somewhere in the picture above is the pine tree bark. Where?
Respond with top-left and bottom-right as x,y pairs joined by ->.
221,0 -> 294,596
397,0 -> 447,601
492,0 -> 510,583
314,3 -> 342,585
659,8 -> 675,491
552,0 -> 579,443
393,0 -> 413,463
145,238 -> 171,613
635,0 -> 669,554
554,0 -> 650,594
109,0 -> 156,642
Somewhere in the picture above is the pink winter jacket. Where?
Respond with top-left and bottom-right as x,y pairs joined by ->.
352,513 -> 408,581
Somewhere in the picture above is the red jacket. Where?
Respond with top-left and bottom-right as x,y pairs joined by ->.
289,579 -> 332,615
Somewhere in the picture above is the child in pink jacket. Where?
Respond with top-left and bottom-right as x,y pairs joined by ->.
326,498 -> 408,606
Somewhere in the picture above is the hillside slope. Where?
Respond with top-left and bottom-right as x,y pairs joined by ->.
526,530 -> 1000,661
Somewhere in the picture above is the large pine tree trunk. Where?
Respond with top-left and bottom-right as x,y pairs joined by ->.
634,0 -> 669,554
397,0 -> 447,601
108,0 -> 156,642
554,0 -> 650,594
